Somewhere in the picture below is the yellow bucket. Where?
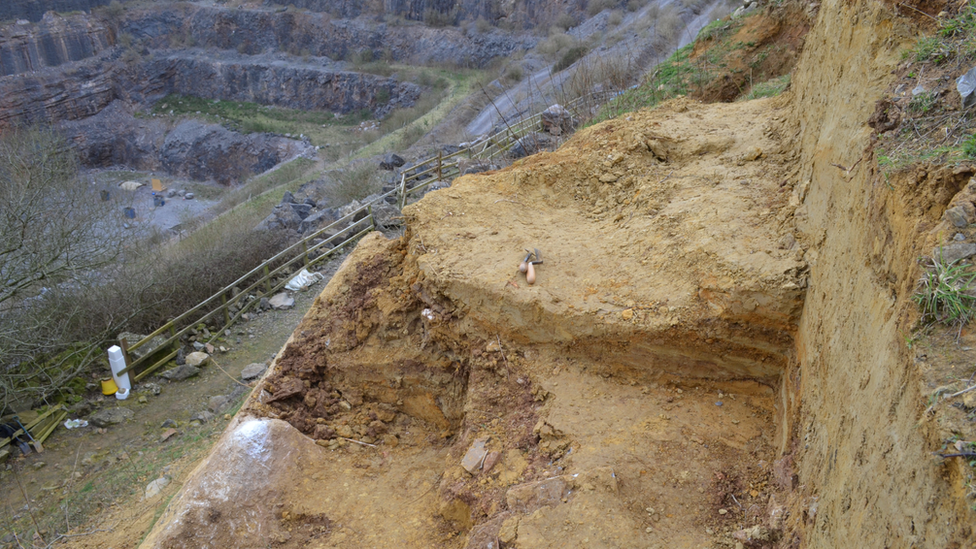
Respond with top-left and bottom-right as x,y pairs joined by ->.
101,378 -> 118,395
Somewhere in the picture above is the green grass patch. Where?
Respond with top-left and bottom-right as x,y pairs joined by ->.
589,44 -> 697,124
914,250 -> 976,326
152,96 -> 372,147
741,74 -> 791,100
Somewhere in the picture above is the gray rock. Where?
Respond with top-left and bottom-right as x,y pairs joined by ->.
955,233 -> 967,241
185,351 -> 210,367
90,407 -> 134,428
291,203 -> 313,219
144,476 -> 171,499
958,66 -> 976,108
192,341 -> 205,351
184,192 -> 195,200
161,419 -> 177,428
259,297 -> 271,310
370,201 -> 402,229
189,411 -> 215,424
541,104 -> 576,136
159,364 -> 201,381
241,363 -> 267,381
298,209 -> 336,234
946,203 -> 975,227
208,395 -> 231,413
509,132 -> 554,159
139,382 -> 162,396
281,191 -> 295,204
269,293 -> 295,310
379,153 -> 406,170
935,242 -> 976,264
461,437 -> 490,474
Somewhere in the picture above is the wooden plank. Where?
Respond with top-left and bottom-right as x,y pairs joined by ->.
0,405 -> 65,451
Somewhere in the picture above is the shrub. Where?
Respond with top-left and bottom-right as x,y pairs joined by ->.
537,31 -> 575,59
475,16 -> 493,33
424,8 -> 457,27
588,0 -> 618,16
326,163 -> 381,204
608,10 -> 623,26
554,45 -> 588,72
505,64 -> 525,83
554,13 -> 577,30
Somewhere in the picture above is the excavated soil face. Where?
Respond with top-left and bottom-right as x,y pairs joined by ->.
408,97 -> 806,385
140,97 -> 805,549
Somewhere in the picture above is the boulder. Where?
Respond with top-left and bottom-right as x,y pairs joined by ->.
541,104 -> 576,136
189,411 -> 215,425
290,203 -> 313,219
184,352 -> 210,367
945,203 -> 975,227
368,200 -> 402,229
89,407 -> 134,427
268,293 -> 295,310
159,364 -> 201,381
934,242 -> 976,264
957,65 -> 976,108
379,153 -> 406,170
240,363 -> 267,381
208,395 -> 231,413
509,132 -> 554,159
298,209 -> 336,234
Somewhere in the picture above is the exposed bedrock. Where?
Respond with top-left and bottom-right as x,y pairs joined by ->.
60,101 -> 313,183
121,6 -> 536,68
0,12 -> 114,76
0,0 -> 113,23
269,0 -> 580,28
137,51 -> 422,115
0,48 -> 419,129
0,50 -> 119,129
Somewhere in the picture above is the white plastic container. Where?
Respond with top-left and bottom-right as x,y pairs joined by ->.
107,345 -> 132,397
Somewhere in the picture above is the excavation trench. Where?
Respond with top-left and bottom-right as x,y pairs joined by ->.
141,97 -> 804,548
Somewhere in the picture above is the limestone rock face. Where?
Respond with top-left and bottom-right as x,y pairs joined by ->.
0,0 -> 113,24
0,12 -> 113,76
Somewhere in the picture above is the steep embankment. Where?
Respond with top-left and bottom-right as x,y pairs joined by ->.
781,0 -> 975,546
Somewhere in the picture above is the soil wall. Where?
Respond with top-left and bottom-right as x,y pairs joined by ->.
785,0 -> 974,545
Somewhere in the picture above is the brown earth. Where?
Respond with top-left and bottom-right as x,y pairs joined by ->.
53,0 -> 976,547
137,95 -> 810,549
